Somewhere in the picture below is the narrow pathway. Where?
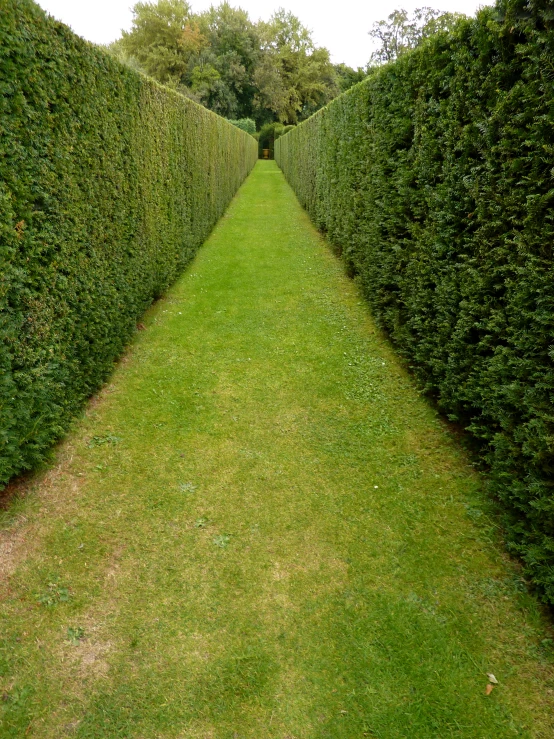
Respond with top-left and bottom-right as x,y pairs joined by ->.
1,161 -> 553,738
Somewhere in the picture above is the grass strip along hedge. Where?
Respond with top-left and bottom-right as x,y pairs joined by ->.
276,0 -> 554,603
0,0 -> 257,486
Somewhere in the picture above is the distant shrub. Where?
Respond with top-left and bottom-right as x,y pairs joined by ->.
0,0 -> 257,484
276,0 -> 554,603
227,118 -> 256,135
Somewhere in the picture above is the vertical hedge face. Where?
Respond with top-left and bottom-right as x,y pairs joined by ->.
0,0 -> 257,484
276,0 -> 554,603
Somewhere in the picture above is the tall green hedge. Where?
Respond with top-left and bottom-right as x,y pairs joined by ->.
276,0 -> 554,602
0,0 -> 257,485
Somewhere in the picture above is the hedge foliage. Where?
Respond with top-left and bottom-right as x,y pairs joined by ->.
0,0 -> 257,485
276,0 -> 554,602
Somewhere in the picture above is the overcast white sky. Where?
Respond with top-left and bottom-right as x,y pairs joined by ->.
36,0 -> 488,69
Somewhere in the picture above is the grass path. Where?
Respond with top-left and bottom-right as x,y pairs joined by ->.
1,161 -> 553,738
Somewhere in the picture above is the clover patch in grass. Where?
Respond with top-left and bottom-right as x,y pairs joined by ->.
37,581 -> 70,606
87,434 -> 122,448
213,534 -> 231,548
67,626 -> 85,646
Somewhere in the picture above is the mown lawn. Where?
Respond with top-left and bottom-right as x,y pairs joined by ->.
1,160 -> 553,738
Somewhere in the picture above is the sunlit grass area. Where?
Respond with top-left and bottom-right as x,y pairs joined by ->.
1,161 -> 553,738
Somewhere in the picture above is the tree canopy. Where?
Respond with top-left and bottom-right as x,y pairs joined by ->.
368,7 -> 465,65
110,0 -> 350,126
108,3 -> 464,128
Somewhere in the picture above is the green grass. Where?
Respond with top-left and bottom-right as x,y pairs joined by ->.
1,160 -> 553,738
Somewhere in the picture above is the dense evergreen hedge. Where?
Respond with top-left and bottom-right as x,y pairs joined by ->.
276,0 -> 554,602
0,0 -> 257,484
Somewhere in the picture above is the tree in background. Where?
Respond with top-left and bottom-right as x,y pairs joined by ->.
227,117 -> 257,135
254,10 -> 338,124
110,3 -> 465,126
117,0 -> 204,85
194,3 -> 260,118
368,7 -> 464,65
113,0 -> 256,114
107,2 -> 470,127
110,0 -> 340,128
333,63 -> 367,93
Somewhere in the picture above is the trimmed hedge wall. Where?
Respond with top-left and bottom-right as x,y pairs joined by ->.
276,0 -> 554,602
0,0 -> 257,484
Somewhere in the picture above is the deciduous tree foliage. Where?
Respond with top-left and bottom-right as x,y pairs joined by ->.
227,117 -> 256,135
114,1 -> 341,125
333,63 -> 367,93
0,0 -> 257,484
276,0 -> 554,603
368,7 -> 464,65
254,9 -> 338,123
